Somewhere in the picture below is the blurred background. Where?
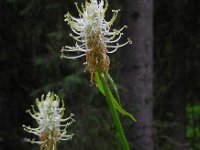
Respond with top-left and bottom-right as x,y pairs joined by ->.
0,0 -> 200,150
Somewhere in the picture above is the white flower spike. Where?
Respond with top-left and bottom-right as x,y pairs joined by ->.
23,92 -> 75,150
61,0 -> 132,83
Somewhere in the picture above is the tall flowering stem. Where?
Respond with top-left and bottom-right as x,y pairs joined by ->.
61,0 -> 136,149
96,70 -> 129,149
23,92 -> 75,150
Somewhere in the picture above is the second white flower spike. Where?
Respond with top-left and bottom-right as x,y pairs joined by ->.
23,92 -> 75,150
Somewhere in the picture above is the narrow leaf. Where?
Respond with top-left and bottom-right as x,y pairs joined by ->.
107,73 -> 120,103
95,71 -> 136,122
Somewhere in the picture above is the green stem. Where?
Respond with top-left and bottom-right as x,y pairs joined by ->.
97,71 -> 129,150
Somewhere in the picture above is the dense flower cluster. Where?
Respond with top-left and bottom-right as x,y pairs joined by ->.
23,92 -> 75,150
61,0 -> 131,83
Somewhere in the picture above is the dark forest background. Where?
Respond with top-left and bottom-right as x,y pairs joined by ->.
0,0 -> 200,150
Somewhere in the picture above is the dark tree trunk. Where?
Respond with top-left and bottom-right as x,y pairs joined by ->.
171,0 -> 187,149
121,0 -> 154,150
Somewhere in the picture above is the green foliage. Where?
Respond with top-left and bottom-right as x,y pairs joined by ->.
186,104 -> 200,150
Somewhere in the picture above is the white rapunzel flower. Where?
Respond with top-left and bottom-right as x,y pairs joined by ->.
23,92 -> 75,150
61,0 -> 132,83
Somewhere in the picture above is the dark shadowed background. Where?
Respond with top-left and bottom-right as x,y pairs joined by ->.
0,0 -> 200,150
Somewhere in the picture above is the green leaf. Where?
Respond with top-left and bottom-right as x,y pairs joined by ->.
95,72 -> 136,122
96,70 -> 130,150
107,73 -> 120,104
95,71 -> 105,95
112,94 -> 137,122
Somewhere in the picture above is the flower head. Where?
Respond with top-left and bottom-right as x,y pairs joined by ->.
61,0 -> 132,83
23,92 -> 75,150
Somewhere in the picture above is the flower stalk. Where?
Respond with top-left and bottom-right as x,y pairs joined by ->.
96,70 -> 130,150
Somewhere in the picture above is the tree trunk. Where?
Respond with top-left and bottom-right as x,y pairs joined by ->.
121,0 -> 154,150
171,0 -> 187,149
